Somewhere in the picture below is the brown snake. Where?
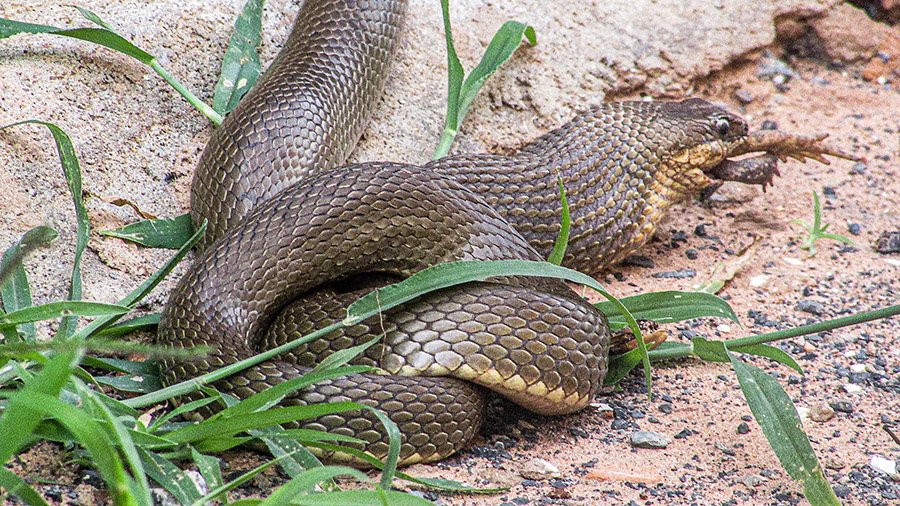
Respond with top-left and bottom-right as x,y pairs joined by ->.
157,0 -> 854,465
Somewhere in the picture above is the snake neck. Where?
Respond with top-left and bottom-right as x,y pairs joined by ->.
432,102 -> 720,274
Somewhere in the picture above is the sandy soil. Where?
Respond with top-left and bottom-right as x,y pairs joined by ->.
0,0 -> 898,505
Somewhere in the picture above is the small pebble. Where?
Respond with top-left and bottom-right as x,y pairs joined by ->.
737,422 -> 750,434
717,324 -> 732,333
875,231 -> 900,254
849,363 -> 867,373
622,255 -> 655,268
850,161 -> 866,175
847,223 -> 861,235
869,456 -> 897,477
842,383 -> 862,394
741,474 -> 764,488
760,119 -> 778,130
651,269 -> 696,279
630,431 -> 670,449
830,401 -> 854,413
749,274 -> 768,287
795,299 -> 824,316
519,458 -> 561,480
808,403 -> 835,422
734,89 -> 754,104
658,403 -> 673,414
685,248 -> 699,260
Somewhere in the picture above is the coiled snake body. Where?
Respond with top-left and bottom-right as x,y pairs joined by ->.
158,0 -> 852,464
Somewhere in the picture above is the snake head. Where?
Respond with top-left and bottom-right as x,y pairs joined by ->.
654,98 -> 858,197
651,98 -> 750,196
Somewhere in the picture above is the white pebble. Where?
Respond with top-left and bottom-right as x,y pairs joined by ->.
749,274 -> 769,288
842,384 -> 863,394
849,364 -> 867,373
870,456 -> 897,477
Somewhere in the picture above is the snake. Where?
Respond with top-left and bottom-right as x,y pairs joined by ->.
157,0 -> 853,465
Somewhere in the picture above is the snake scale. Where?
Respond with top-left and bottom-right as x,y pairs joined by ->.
158,0 -> 852,465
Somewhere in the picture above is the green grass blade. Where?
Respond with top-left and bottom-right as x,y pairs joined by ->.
604,348 -> 640,387
0,226 -> 57,342
100,214 -> 195,249
190,448 -> 224,502
309,339 -> 378,373
217,365 -> 374,418
546,176 -> 570,265
456,20 -> 535,123
730,344 -> 803,374
595,290 -> 738,330
0,348 -> 82,466
16,392 -> 139,506
165,402 -> 364,444
0,301 -> 129,328
190,454 -> 291,506
0,121 -> 88,339
265,428 -> 365,445
78,383 -> 152,506
0,467 -> 49,506
433,2 -> 535,159
94,372 -> 162,394
73,6 -> 113,30
303,442 -> 505,493
213,0 -> 265,114
434,0 -> 465,159
0,12 -> 222,124
293,490 -> 434,505
93,313 -> 160,338
728,354 -> 840,505
256,434 -> 325,480
259,466 -> 368,506
138,448 -> 202,504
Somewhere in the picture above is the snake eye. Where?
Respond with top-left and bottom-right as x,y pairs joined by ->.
715,118 -> 731,137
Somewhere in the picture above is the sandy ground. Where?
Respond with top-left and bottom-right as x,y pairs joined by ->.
1,0 -> 898,505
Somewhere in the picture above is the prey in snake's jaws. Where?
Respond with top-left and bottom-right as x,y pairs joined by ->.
701,130 -> 859,197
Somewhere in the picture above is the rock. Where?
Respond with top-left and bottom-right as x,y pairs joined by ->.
737,422 -> 751,434
519,458 -> 561,480
870,456 -> 897,477
685,248 -> 699,260
875,231 -> 900,254
734,89 -> 754,104
592,402 -> 614,419
796,299 -> 824,315
808,2 -> 894,63
808,403 -> 836,422
651,269 -> 696,279
750,274 -> 769,288
842,383 -> 863,394
740,474 -> 766,488
830,400 -> 855,413
862,31 -> 900,82
622,254 -> 655,268
630,431 -> 670,449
